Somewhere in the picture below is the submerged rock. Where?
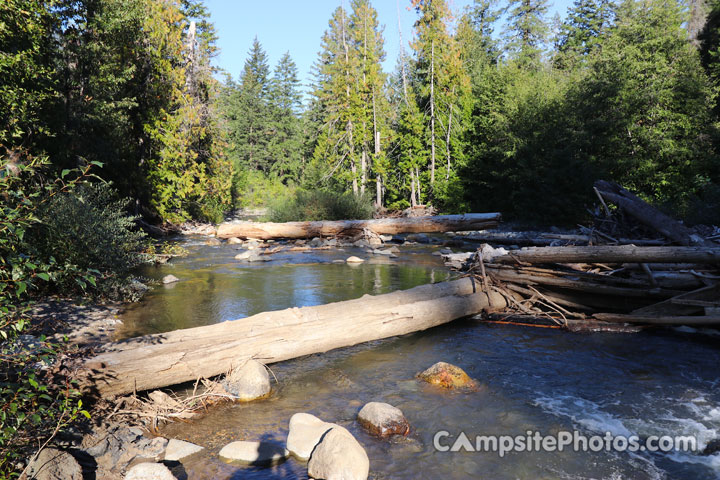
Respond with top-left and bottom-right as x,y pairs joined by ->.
234,251 -> 252,260
205,237 -> 222,246
25,448 -> 83,480
221,359 -> 271,401
124,462 -> 176,480
218,440 -> 288,466
346,256 -> 365,264
417,362 -> 476,390
308,427 -> 369,480
357,402 -> 410,437
702,439 -> 720,455
162,275 -> 179,284
286,413 -> 336,461
406,233 -> 429,244
164,439 -> 204,461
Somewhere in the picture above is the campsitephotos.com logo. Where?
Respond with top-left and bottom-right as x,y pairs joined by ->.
433,430 -> 699,457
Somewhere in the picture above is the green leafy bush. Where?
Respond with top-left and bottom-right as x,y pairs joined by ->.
31,183 -> 146,294
0,155 -> 93,477
268,189 -> 374,222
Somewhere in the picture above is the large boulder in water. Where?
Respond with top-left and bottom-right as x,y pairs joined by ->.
308,427 -> 369,480
357,402 -> 410,437
286,413 -> 336,461
417,361 -> 476,389
221,359 -> 271,401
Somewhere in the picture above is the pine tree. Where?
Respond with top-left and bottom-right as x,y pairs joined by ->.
268,52 -> 303,183
311,6 -> 363,194
555,0 -> 614,67
503,0 -> 550,65
227,37 -> 273,173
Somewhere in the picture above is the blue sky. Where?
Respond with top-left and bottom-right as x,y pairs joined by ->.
205,0 -> 574,91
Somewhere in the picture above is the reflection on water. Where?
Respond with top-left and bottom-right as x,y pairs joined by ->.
122,237 -> 720,480
117,238 -> 451,338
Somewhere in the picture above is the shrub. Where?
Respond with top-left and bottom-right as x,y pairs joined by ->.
31,183 -> 146,297
268,189 -> 374,222
0,155 -> 92,477
232,169 -> 292,209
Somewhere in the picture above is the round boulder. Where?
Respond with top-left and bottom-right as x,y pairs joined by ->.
346,256 -> 365,264
308,427 -> 369,480
221,359 -> 271,401
218,440 -> 288,466
227,237 -> 243,245
417,361 -> 476,389
286,413 -> 336,461
124,462 -> 176,480
162,275 -> 179,284
357,402 -> 410,437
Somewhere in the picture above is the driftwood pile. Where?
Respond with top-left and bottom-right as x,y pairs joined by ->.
447,181 -> 720,331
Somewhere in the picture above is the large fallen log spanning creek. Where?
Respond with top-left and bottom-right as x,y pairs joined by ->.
216,213 -> 501,240
83,278 -> 507,397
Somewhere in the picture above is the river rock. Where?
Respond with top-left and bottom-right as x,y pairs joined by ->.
227,237 -> 243,245
221,359 -> 271,401
309,237 -> 323,248
353,239 -> 370,248
286,413 -> 336,460
218,440 -> 288,465
308,427 -> 369,480
417,362 -> 476,389
373,249 -> 393,256
702,438 -> 720,455
162,275 -> 179,284
406,233 -> 429,244
379,234 -> 393,242
124,462 -> 176,480
164,439 -> 204,461
25,448 -> 83,480
205,237 -> 222,246
83,425 -> 168,474
235,251 -> 252,260
323,238 -> 338,247
357,402 -> 410,437
346,256 -> 365,264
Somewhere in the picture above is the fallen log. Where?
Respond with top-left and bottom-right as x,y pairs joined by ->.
82,278 -> 507,397
492,245 -> 720,265
594,180 -> 708,246
216,213 -> 501,240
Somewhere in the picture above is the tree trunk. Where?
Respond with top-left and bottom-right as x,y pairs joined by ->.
410,170 -> 417,207
430,39 -> 436,185
216,213 -> 501,240
594,180 -> 710,246
492,245 -> 720,266
82,278 -> 507,397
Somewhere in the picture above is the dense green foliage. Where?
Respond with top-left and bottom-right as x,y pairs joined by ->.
0,156 -> 144,476
269,190 -> 374,222
219,0 -> 720,224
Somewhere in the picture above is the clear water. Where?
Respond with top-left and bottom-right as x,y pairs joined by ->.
120,237 -> 720,480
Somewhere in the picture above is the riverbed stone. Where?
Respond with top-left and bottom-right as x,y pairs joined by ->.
357,402 -> 410,437
164,439 -> 204,461
309,237 -> 323,247
162,275 -> 179,284
221,359 -> 271,401
25,448 -> 83,480
218,440 -> 288,465
286,413 -> 336,460
83,425 -> 168,474
406,233 -> 429,243
702,438 -> 720,455
124,462 -> 176,480
235,251 -> 252,260
417,362 -> 476,389
308,427 -> 369,480
205,237 -> 222,246
227,237 -> 243,245
346,256 -> 365,264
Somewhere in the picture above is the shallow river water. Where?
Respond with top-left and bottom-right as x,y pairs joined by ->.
119,237 -> 720,480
